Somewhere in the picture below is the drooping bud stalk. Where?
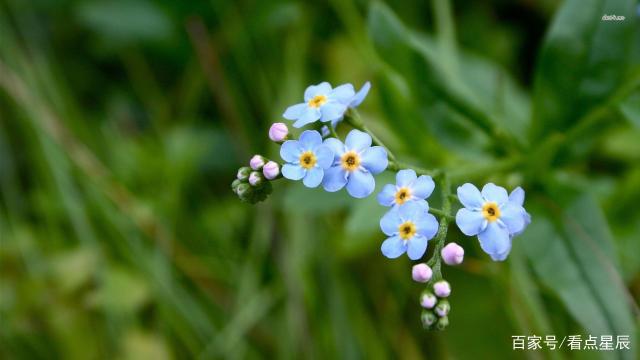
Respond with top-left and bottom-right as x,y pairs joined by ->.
237,167 -> 251,181
420,291 -> 437,309
268,122 -> 288,142
434,299 -> 450,317
441,242 -> 464,265
249,155 -> 266,170
412,263 -> 433,283
249,171 -> 263,186
433,280 -> 451,298
262,161 -> 280,180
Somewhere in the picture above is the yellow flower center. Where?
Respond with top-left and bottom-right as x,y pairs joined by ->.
308,95 -> 327,108
482,202 -> 501,222
299,151 -> 317,169
394,187 -> 412,205
340,151 -> 361,172
398,221 -> 417,240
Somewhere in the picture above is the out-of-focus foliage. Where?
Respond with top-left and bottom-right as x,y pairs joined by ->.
0,0 -> 638,359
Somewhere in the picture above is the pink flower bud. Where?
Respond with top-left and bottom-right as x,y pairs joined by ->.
262,161 -> 280,180
248,171 -> 262,186
433,280 -> 451,298
269,122 -> 288,142
420,292 -> 437,309
249,155 -> 265,170
412,263 -> 432,283
441,242 -> 464,265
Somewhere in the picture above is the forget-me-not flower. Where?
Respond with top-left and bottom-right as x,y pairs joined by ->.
283,82 -> 355,128
377,169 -> 435,208
322,129 -> 388,198
380,201 -> 439,260
455,183 -> 527,261
280,130 -> 334,188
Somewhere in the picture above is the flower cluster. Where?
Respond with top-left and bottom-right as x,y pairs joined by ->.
231,80 -> 532,330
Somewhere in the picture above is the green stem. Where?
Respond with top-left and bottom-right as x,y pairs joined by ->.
426,174 -> 452,281
345,109 -> 397,162
429,207 -> 453,221
327,123 -> 341,140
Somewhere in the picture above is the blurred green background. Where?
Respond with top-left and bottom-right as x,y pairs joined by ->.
1,0 -> 639,358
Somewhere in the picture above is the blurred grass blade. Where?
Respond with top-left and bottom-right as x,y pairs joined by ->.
521,194 -> 637,360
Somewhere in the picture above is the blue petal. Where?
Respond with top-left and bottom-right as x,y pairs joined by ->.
398,201 -> 427,221
414,212 -> 438,239
304,82 -> 331,101
298,130 -> 323,150
346,170 -> 375,198
411,175 -> 435,200
509,187 -> 525,206
280,140 -> 302,163
329,83 -> 355,103
481,183 -> 509,205
314,145 -> 334,169
493,242 -> 512,261
344,129 -> 372,152
320,102 -> 347,122
455,208 -> 484,236
302,167 -> 324,188
512,210 -> 531,237
360,146 -> 388,175
282,164 -> 305,180
478,222 -> 511,261
349,81 -> 371,108
381,235 -> 407,259
323,137 -> 345,158
322,166 -> 348,192
377,184 -> 396,207
283,103 -> 307,120
500,203 -> 526,235
293,107 -> 321,128
407,235 -> 428,260
380,207 -> 402,236
396,169 -> 417,187
457,183 -> 483,210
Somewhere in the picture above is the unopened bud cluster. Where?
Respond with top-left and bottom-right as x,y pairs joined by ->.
232,156 -> 280,203
418,277 -> 451,331
232,123 -> 290,203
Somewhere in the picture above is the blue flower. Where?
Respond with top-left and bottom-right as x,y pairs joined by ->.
280,130 -> 334,188
322,129 -> 388,198
377,169 -> 435,208
455,183 -> 528,261
283,82 -> 355,128
380,201 -> 439,260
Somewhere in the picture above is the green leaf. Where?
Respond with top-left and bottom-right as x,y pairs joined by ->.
368,2 -> 529,145
520,194 -> 636,359
530,0 -> 639,140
